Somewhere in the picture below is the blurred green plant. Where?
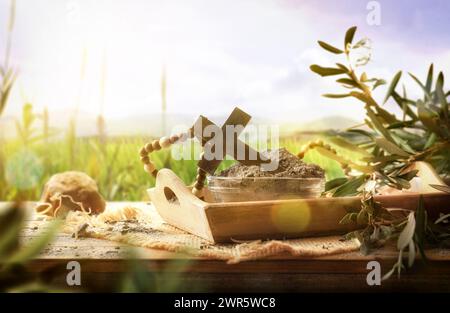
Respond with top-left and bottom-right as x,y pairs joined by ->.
0,0 -> 17,117
0,202 -> 63,292
119,249 -> 195,292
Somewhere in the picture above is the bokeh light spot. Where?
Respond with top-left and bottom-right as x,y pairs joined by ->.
5,149 -> 44,190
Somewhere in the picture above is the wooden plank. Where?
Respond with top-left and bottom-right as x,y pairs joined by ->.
6,201 -> 450,265
6,201 -> 448,292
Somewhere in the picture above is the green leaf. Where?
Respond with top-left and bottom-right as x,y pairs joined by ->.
322,93 -> 351,98
366,106 -> 395,142
333,175 -> 367,197
328,136 -> 372,156
399,170 -> 419,181
346,129 -> 375,139
375,138 -> 410,157
417,100 -> 442,136
349,91 -> 368,103
424,132 -> 437,150
409,72 -> 431,101
318,41 -> 343,54
435,71 -> 449,122
6,219 -> 62,264
383,71 -> 402,104
325,177 -> 348,191
339,213 -> 355,225
414,196 -> 428,262
360,72 -> 368,81
0,205 -> 24,257
362,154 -> 403,164
357,209 -> 368,225
336,78 -> 360,88
430,184 -> 450,194
397,212 -> 416,250
373,79 -> 386,90
407,240 -> 416,268
310,65 -> 347,77
344,26 -> 357,49
375,104 -> 399,124
335,63 -> 349,72
425,63 -> 434,92
436,71 -> 444,89
391,91 -> 418,120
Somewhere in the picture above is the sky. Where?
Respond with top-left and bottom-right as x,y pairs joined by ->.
1,0 -> 450,127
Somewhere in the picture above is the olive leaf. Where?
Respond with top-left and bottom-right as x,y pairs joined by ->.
323,93 -> 351,98
430,184 -> 450,193
397,212 -> 416,250
332,175 -> 367,197
374,138 -> 410,157
373,79 -> 386,90
328,136 -> 372,157
335,63 -> 349,72
336,78 -> 360,88
344,26 -> 357,50
383,71 -> 402,104
435,73 -> 449,122
325,177 -> 348,192
425,63 -> 434,93
318,40 -> 343,54
310,65 -> 347,76
414,196 -> 428,262
366,106 -> 395,142
417,100 -> 442,136
409,72 -> 431,101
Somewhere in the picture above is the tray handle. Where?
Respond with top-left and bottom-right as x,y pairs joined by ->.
148,169 -> 214,241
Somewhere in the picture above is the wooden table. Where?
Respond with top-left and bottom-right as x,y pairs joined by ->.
16,202 -> 450,292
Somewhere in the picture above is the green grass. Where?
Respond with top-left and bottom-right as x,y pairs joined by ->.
0,134 -> 360,201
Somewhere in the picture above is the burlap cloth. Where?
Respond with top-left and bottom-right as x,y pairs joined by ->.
63,203 -> 360,264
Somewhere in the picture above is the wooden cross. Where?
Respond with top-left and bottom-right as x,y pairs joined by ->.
190,107 -> 270,175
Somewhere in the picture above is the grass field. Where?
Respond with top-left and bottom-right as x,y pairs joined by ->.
0,134 -> 356,202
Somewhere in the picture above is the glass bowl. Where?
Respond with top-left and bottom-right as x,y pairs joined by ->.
207,176 -> 325,203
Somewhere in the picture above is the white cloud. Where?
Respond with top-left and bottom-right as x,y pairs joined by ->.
1,0 -> 448,129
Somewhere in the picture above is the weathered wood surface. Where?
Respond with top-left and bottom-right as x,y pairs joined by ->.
6,202 -> 450,292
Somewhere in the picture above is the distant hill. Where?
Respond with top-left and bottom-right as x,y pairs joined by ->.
280,115 -> 360,135
0,112 -> 360,139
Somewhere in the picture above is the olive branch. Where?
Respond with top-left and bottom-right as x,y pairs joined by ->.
306,26 -> 450,197
305,26 -> 450,279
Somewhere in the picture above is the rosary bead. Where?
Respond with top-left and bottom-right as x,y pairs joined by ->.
145,143 -> 153,153
159,136 -> 171,148
192,187 -> 203,197
169,134 -> 179,144
152,139 -> 161,151
144,162 -> 156,174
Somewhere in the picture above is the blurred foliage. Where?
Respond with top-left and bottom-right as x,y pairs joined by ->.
119,250 -> 196,292
0,202 -> 63,292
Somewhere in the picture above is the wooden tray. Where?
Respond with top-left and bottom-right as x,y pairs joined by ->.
148,162 -> 450,243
